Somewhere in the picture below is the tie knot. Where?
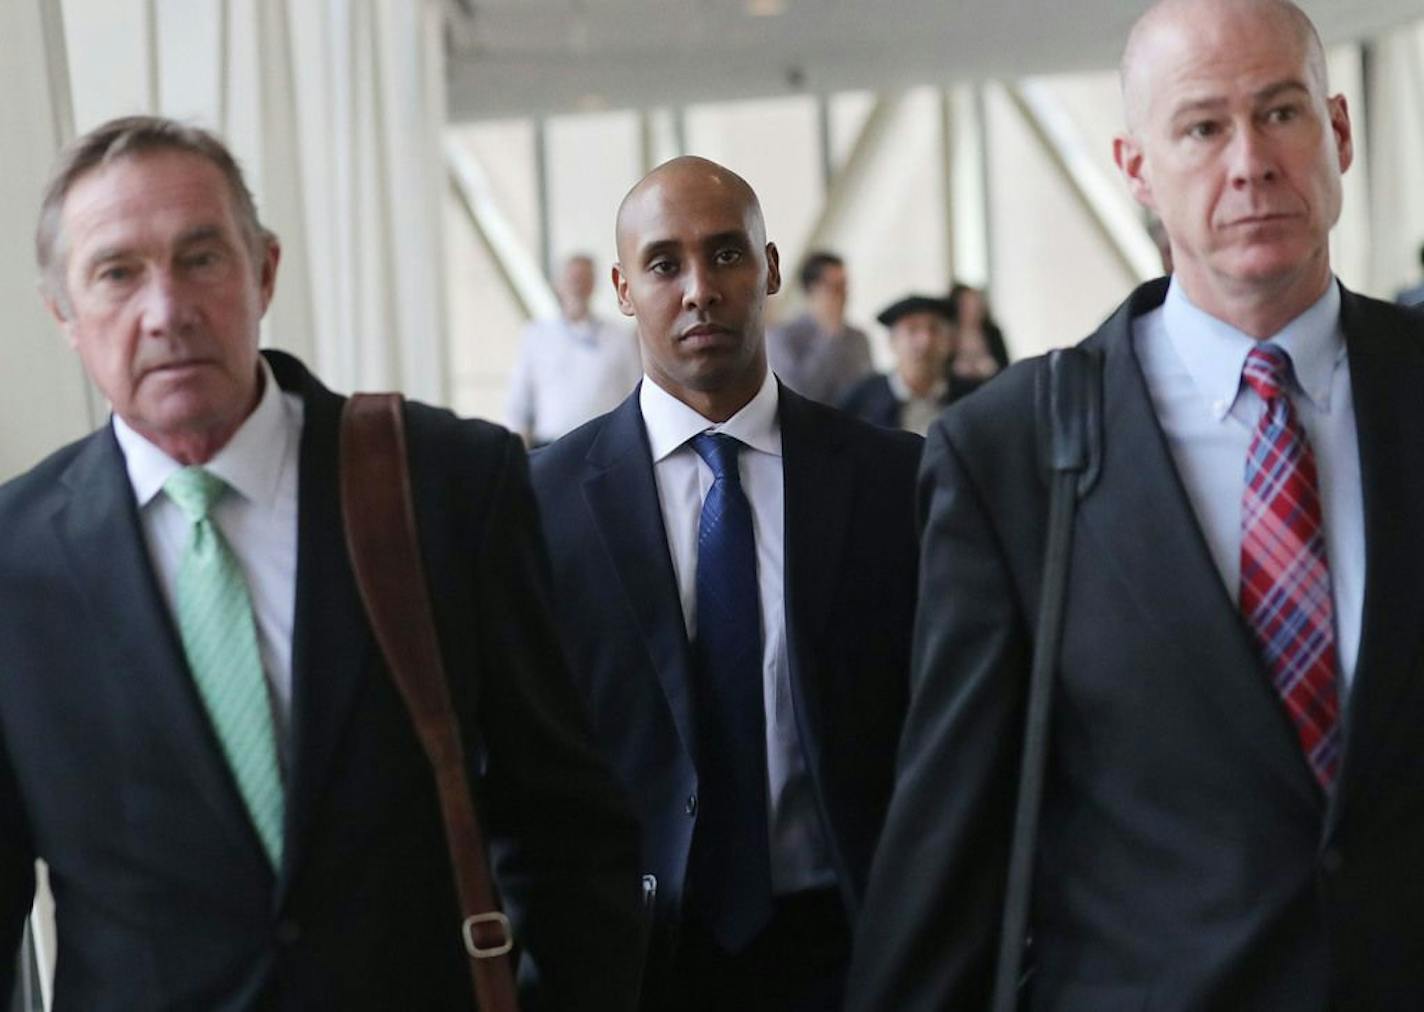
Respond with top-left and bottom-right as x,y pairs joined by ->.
1242,343 -> 1293,402
690,432 -> 744,482
164,467 -> 229,523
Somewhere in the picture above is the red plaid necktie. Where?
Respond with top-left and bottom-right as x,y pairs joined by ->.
1239,343 -> 1341,789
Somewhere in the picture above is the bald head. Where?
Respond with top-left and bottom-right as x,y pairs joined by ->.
615,156 -> 766,260
1121,0 -> 1327,133
610,154 -> 781,421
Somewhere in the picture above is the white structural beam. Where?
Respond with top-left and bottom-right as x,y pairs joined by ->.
801,93 -> 903,255
446,137 -> 560,322
0,0 -> 94,484
1006,80 -> 1160,285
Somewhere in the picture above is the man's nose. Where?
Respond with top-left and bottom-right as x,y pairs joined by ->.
1228,124 -> 1279,188
682,261 -> 721,311
139,271 -> 194,336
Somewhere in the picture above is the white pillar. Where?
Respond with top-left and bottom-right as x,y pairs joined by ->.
0,0 -> 92,483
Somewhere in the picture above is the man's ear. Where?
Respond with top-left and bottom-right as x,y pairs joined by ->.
257,235 -> 282,314
1328,93 -> 1354,175
1113,133 -> 1155,211
764,242 -> 781,297
39,282 -> 76,345
612,263 -> 635,318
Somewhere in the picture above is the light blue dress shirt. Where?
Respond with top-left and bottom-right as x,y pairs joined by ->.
1133,278 -> 1364,688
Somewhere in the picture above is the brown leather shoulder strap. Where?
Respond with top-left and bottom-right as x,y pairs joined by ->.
339,392 -> 520,1012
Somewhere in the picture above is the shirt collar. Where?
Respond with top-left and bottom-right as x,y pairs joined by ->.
113,356 -> 293,509
639,367 -> 782,463
886,370 -> 948,404
1161,276 -> 1343,421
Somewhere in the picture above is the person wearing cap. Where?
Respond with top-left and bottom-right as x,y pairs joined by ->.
839,295 -> 959,436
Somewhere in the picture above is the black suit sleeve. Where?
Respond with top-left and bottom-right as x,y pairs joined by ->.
845,415 -> 1031,1011
468,432 -> 644,1012
0,729 -> 35,1006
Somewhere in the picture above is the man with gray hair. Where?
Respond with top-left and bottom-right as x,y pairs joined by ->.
0,115 -> 643,1010
848,1 -> 1424,1008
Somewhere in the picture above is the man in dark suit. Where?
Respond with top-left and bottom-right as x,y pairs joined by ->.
848,1 -> 1424,1008
530,157 -> 921,1011
0,115 -> 642,1010
840,294 -> 959,435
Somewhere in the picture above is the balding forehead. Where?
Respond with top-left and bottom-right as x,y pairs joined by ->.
1120,0 -> 1326,129
615,157 -> 765,253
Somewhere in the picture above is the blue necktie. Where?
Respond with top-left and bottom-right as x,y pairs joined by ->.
686,432 -> 773,951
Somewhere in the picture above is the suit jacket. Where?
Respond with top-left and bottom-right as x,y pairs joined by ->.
529,382 -> 921,997
0,350 -> 643,1011
839,372 -> 957,432
765,313 -> 875,405
846,279 -> 1424,1011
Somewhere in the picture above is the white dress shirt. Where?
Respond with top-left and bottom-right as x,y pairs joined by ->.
639,370 -> 837,895
887,370 -> 949,437
1134,278 -> 1364,688
505,315 -> 643,444
113,358 -> 303,757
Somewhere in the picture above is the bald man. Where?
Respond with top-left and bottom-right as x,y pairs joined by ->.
529,157 -> 922,1010
848,1 -> 1424,1008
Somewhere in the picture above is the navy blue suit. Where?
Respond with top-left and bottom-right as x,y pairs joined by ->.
530,382 -> 921,1007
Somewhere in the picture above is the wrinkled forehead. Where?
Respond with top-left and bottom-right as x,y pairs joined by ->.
1121,0 -> 1324,128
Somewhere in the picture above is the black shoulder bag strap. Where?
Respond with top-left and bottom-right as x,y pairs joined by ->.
991,347 -> 1103,1012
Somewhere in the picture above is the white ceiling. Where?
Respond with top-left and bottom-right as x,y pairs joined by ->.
444,0 -> 1424,121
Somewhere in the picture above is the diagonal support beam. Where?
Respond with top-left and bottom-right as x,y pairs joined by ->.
1005,81 -> 1160,284
445,136 -> 558,322
801,92 -> 904,254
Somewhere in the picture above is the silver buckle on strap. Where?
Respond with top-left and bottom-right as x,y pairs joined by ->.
462,911 -> 514,959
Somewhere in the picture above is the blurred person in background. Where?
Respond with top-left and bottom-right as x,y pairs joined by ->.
505,252 -> 642,448
946,281 -> 1009,396
765,251 -> 873,405
840,294 -> 959,436
1394,242 -> 1424,309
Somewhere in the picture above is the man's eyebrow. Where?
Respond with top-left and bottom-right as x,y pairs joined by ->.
81,245 -> 132,273
1252,79 -> 1311,105
1170,79 -> 1311,120
701,230 -> 750,249
174,224 -> 228,247
637,238 -> 678,262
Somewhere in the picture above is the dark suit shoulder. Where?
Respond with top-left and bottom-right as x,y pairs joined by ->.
1342,285 -> 1424,355
528,407 -> 613,487
0,430 -> 103,543
786,386 -> 922,459
838,374 -> 895,420
397,401 -> 528,549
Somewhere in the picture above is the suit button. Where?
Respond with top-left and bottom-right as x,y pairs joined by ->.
685,793 -> 697,817
1321,848 -> 1344,873
276,919 -> 301,945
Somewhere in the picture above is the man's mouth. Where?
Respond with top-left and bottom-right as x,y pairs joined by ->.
679,323 -> 736,347
1223,212 -> 1297,228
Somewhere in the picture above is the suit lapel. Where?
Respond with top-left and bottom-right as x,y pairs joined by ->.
582,392 -> 701,761
51,426 -> 269,863
1326,291 -> 1424,832
1076,285 -> 1322,815
779,387 -> 853,766
266,352 -> 376,901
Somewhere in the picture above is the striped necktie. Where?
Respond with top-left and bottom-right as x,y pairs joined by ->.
1239,344 -> 1342,789
165,467 -> 285,866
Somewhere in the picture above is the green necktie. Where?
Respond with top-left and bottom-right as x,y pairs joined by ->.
165,467 -> 285,868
